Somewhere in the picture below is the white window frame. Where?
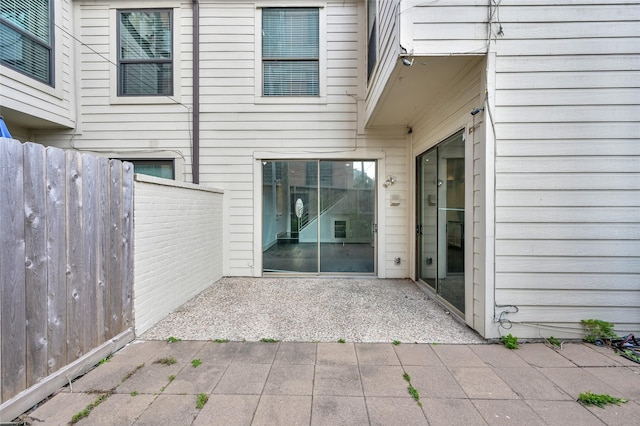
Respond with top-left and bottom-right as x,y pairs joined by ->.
254,4 -> 327,104
109,3 -> 181,105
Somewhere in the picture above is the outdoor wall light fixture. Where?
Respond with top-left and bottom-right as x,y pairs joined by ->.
470,107 -> 485,116
383,175 -> 397,187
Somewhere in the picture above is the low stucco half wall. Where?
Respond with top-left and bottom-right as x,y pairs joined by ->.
133,175 -> 223,335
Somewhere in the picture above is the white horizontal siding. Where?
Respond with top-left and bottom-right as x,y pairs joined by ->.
492,1 -> 640,338
399,0 -> 488,55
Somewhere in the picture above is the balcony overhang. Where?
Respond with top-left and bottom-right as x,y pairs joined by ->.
366,55 -> 483,129
0,105 -> 73,131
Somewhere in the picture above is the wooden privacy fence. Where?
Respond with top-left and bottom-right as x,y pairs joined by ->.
0,138 -> 134,408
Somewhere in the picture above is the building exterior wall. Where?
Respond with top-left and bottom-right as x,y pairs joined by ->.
490,1 -> 640,338
3,0 -> 638,339
133,175 -> 223,335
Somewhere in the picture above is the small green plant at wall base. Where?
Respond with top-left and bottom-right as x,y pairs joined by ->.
191,359 -> 202,368
548,336 -> 561,347
196,393 -> 209,409
581,319 -> 617,343
337,338 -> 346,344
213,338 -> 229,343
260,338 -> 279,343
392,340 -> 401,345
167,336 -> 181,343
501,334 -> 519,349
578,391 -> 627,408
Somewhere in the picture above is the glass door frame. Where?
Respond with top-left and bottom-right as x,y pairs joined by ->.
260,159 -> 378,276
415,129 -> 473,323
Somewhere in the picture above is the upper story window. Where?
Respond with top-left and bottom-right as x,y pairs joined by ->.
0,0 -> 53,85
262,8 -> 319,96
118,9 -> 172,96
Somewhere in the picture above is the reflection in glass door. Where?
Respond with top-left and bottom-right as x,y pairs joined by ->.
262,160 -> 376,274
416,131 -> 465,314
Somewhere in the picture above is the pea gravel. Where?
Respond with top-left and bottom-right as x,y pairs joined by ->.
141,277 -> 485,344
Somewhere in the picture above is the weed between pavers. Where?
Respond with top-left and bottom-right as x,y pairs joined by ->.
121,364 -> 145,383
402,372 -> 422,407
69,390 -> 113,424
154,356 -> 177,365
191,359 -> 202,368
167,336 -> 182,343
578,391 -> 627,408
196,393 -> 209,409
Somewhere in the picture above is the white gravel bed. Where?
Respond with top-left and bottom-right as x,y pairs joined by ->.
140,277 -> 485,344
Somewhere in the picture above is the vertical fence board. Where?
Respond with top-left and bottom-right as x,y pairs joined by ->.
121,162 -> 133,329
0,139 -> 27,402
95,157 -> 109,344
23,143 -> 48,387
107,160 -> 123,339
1,140 -> 134,405
46,146 -> 67,374
66,151 -> 84,361
81,154 -> 98,348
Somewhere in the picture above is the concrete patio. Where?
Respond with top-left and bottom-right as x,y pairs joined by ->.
25,340 -> 640,425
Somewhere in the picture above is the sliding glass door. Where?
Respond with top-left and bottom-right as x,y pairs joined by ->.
262,160 -> 376,274
416,131 -> 465,314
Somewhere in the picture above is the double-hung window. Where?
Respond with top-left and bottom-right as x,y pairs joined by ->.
117,9 -> 172,96
0,0 -> 53,85
262,8 -> 319,97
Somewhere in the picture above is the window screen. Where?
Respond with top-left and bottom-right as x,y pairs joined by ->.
118,10 -> 172,96
262,8 -> 319,96
0,0 -> 53,85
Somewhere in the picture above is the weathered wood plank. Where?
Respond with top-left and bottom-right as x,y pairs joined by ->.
65,150 -> 84,362
45,146 -> 67,375
108,160 -> 123,339
0,329 -> 134,423
0,138 -> 26,402
121,162 -> 134,330
81,154 -> 98,348
95,157 -> 109,344
23,143 -> 48,388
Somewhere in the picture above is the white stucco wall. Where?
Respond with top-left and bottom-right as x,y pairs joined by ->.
133,175 -> 223,335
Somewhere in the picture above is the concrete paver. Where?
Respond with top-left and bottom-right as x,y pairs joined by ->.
420,398 -> 487,426
311,396 -> 369,426
19,341 -> 639,425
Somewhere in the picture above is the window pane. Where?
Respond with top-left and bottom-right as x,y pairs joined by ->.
263,61 -> 318,96
0,22 -> 50,83
263,8 -> 318,59
119,11 -> 171,60
121,62 -> 172,95
0,0 -> 50,43
124,159 -> 174,179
